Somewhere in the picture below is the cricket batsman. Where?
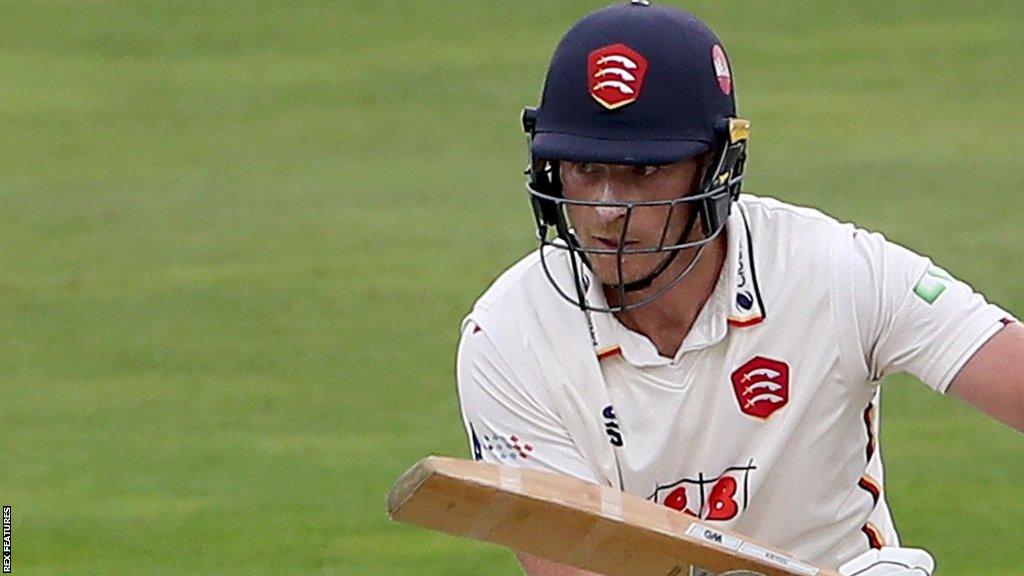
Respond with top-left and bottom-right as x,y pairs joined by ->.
456,2 -> 1022,574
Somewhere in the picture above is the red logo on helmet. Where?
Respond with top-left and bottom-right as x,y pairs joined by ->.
588,43 -> 649,110
711,44 -> 732,95
731,357 -> 789,419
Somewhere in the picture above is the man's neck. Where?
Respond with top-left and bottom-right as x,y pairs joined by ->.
606,232 -> 728,359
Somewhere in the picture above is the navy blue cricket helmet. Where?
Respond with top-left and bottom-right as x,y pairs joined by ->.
522,0 -> 750,312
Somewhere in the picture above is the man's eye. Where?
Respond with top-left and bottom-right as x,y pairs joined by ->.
639,165 -> 659,177
579,163 -> 596,174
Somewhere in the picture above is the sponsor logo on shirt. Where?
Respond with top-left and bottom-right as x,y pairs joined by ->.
649,461 -> 757,522
913,266 -> 952,305
473,425 -> 534,461
735,250 -> 755,312
602,405 -> 623,447
728,218 -> 765,327
731,357 -> 789,420
736,290 -> 754,311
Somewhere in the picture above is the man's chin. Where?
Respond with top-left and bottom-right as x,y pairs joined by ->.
590,269 -> 652,288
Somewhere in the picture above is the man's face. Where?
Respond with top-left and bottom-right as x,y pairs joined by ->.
559,157 -> 705,287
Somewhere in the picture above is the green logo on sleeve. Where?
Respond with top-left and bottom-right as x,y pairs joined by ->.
913,267 -> 952,305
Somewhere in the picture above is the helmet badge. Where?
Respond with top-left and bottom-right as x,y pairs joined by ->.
711,44 -> 732,95
588,43 -> 649,110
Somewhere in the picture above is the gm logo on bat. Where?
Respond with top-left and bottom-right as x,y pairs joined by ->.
685,567 -> 764,576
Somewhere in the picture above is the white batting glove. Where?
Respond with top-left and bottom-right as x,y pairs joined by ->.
838,547 -> 935,576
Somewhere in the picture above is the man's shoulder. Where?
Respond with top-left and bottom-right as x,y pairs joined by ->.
462,248 -> 593,381
739,194 -> 846,233
473,249 -> 548,311
738,194 -> 857,256
466,248 -> 578,329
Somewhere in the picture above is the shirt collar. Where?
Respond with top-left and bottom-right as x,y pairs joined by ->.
588,203 -> 766,367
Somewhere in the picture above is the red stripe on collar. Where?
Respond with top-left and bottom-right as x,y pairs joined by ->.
727,316 -> 764,328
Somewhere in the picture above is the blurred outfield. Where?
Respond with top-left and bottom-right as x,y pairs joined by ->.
1,0 -> 1022,574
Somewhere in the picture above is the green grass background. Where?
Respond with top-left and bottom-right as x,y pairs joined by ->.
1,0 -> 1022,574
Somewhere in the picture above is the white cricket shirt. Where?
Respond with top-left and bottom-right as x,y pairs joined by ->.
456,195 -> 1011,569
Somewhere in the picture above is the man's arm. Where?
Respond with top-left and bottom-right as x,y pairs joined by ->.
455,317 -> 608,576
844,227 -> 1016,404
517,553 -> 604,576
947,321 -> 1024,432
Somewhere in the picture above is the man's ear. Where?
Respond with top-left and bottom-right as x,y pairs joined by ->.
701,150 -> 717,173
689,151 -> 715,192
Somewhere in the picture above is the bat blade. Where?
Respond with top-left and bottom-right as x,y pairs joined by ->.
387,456 -> 837,576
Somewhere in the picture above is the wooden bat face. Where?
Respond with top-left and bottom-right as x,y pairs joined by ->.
387,456 -> 837,576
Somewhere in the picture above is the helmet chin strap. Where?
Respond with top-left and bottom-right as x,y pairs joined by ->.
617,208 -> 701,293
617,150 -> 718,293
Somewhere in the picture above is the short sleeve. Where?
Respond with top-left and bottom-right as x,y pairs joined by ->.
849,229 -> 1010,393
455,318 -> 600,482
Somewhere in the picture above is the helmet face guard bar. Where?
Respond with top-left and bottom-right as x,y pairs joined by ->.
537,215 -> 724,314
522,109 -> 750,313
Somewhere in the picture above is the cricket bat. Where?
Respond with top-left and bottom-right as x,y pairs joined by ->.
387,456 -> 839,576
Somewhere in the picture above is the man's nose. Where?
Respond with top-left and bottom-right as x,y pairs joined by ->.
592,181 -> 630,224
593,203 -> 628,225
